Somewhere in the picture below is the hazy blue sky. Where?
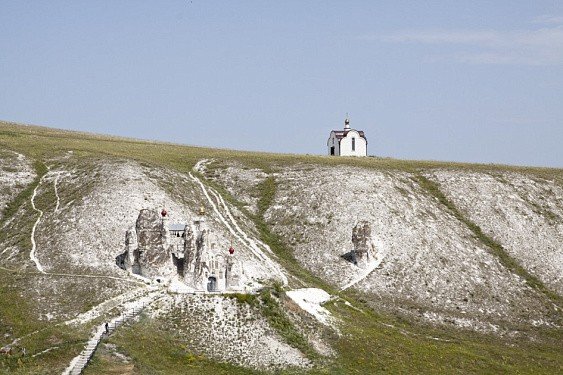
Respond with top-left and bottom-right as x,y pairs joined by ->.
1,1 -> 563,167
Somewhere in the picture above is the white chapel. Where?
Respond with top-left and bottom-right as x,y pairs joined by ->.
327,115 -> 368,157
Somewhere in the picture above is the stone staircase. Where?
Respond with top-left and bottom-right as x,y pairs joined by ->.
64,292 -> 159,375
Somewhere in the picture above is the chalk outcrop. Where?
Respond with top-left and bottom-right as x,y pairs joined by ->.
351,220 -> 378,268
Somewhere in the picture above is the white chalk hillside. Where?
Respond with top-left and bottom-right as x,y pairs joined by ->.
209,161 -> 563,333
1,147 -> 561,373
0,154 -> 334,372
428,170 -> 563,295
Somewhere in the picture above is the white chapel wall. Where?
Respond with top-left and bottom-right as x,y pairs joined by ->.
339,131 -> 367,157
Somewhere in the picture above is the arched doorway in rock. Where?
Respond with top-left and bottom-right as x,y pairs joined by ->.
207,276 -> 217,292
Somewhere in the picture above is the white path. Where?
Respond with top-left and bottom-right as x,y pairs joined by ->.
339,252 -> 386,292
286,288 -> 334,326
53,171 -> 61,213
211,188 -> 277,257
0,264 -> 144,284
31,346 -> 59,358
208,188 -> 274,264
29,169 -> 69,273
189,168 -> 288,285
30,174 -> 47,273
193,160 -> 288,282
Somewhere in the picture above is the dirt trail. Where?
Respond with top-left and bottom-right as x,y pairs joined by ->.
30,173 -> 47,273
339,252 -> 385,291
28,167 -> 73,273
190,161 -> 288,284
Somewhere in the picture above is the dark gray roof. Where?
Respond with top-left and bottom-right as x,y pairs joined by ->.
331,129 -> 368,143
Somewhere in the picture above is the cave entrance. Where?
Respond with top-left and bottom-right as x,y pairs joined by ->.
207,276 -> 217,292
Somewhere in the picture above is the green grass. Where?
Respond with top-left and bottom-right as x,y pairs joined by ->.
87,316 -> 267,375
0,269 -> 89,374
256,176 -> 276,217
0,271 -> 40,335
83,295 -> 563,375
228,283 -> 321,364
3,121 -> 562,179
326,299 -> 563,374
0,160 -> 47,247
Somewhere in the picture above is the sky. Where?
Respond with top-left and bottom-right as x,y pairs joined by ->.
1,1 -> 563,168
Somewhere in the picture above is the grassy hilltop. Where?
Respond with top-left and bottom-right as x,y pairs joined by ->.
0,121 -> 562,374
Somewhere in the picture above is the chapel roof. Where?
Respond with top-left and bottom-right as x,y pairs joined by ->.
331,129 -> 368,143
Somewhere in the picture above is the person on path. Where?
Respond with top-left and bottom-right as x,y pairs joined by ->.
105,322 -> 109,334
22,347 -> 26,357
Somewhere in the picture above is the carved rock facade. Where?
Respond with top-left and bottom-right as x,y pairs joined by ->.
117,209 -> 244,292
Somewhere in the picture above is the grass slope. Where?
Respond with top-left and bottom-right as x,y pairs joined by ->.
1,121 -> 562,374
